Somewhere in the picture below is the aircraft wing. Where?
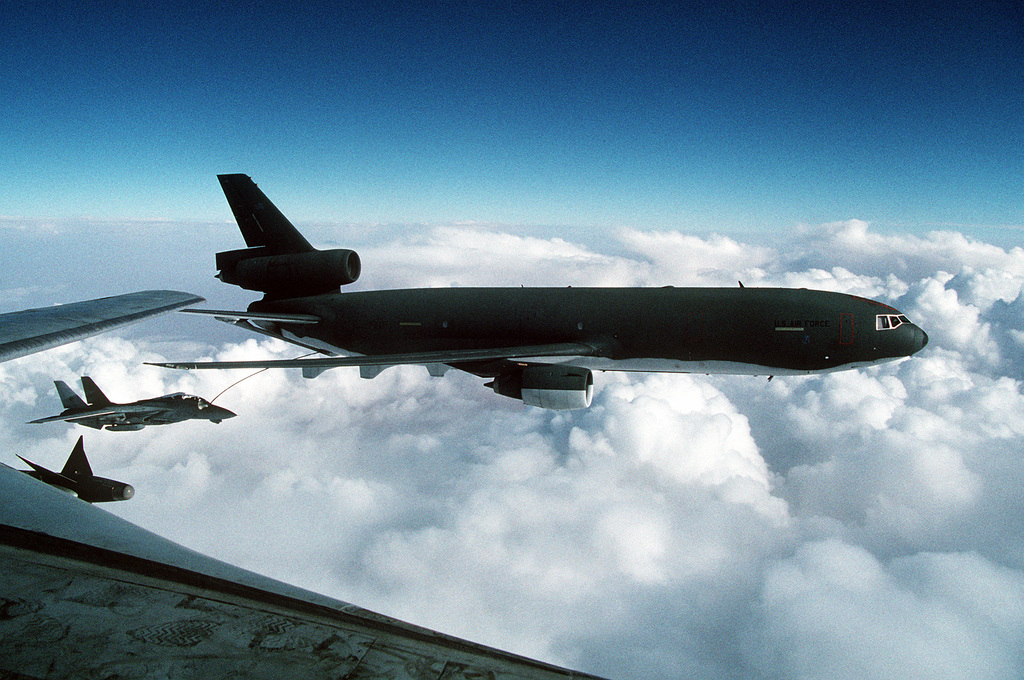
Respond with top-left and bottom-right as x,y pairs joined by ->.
149,342 -> 603,371
0,290 -> 204,363
0,463 -> 604,679
29,408 -> 136,424
26,412 -> 91,425
180,308 -> 322,324
14,456 -> 74,486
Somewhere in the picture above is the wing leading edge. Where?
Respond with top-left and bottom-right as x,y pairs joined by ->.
0,290 -> 205,363
149,341 -> 603,372
0,463 -> 605,678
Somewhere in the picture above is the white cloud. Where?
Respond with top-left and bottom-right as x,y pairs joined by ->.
752,542 -> 1024,680
4,219 -> 1024,678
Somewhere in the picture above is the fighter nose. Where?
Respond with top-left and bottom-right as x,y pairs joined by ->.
211,406 -> 236,422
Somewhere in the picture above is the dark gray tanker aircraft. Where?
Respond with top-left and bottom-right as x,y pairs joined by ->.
29,376 -> 235,430
153,174 -> 928,409
17,436 -> 133,503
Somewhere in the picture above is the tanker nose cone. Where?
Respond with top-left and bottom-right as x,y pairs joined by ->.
913,326 -> 928,354
120,484 -> 135,500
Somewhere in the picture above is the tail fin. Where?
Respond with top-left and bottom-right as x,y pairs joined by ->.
214,174 -> 361,298
55,380 -> 88,410
54,383 -> 87,409
61,436 -> 93,479
217,174 -> 314,255
80,377 -> 112,406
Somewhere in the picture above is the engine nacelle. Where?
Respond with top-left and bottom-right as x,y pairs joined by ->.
93,480 -> 135,502
216,247 -> 361,297
490,365 -> 594,410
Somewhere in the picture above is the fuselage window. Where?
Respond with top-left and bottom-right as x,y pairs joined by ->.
876,314 -> 910,331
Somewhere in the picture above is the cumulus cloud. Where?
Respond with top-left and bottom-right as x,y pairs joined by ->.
751,541 -> 1024,680
3,219 -> 1024,678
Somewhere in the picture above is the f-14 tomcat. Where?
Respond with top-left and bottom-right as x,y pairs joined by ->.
154,174 -> 929,409
29,376 -> 235,430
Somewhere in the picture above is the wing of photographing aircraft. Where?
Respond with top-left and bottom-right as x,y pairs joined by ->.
0,290 -> 204,363
0,463 -> 603,678
0,287 -> 599,675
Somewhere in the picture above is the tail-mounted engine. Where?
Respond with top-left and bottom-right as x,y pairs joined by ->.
216,247 -> 361,298
490,365 -> 594,410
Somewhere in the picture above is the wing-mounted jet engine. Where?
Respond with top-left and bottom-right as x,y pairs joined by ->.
215,174 -> 360,299
488,365 -> 594,410
18,436 -> 134,503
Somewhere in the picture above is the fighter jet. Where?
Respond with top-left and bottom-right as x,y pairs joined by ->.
17,436 -> 133,503
29,376 -> 235,430
153,174 -> 928,410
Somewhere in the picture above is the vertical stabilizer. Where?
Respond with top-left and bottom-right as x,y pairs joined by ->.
61,437 -> 93,479
80,377 -> 112,406
55,381 -> 87,410
217,174 -> 315,254
213,174 -> 361,298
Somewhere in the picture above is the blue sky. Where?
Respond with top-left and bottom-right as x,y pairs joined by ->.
3,2 -> 1021,236
5,4 -> 1024,677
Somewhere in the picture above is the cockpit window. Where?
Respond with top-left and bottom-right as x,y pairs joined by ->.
876,314 -> 910,331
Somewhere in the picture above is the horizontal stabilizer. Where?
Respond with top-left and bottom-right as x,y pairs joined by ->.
180,308 -> 321,324
149,342 -> 601,372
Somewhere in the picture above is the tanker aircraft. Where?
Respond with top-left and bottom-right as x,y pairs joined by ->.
153,174 -> 928,409
30,376 -> 235,430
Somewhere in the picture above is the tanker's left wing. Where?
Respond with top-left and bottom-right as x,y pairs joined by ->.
0,290 -> 204,363
149,341 -> 601,371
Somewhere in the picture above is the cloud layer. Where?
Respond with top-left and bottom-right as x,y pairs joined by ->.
3,219 -> 1024,679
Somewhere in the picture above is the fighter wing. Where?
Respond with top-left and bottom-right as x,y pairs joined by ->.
148,341 -> 603,371
14,456 -> 75,488
28,407 -> 142,425
27,412 -> 92,425
0,463 -> 604,679
0,290 -> 204,363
